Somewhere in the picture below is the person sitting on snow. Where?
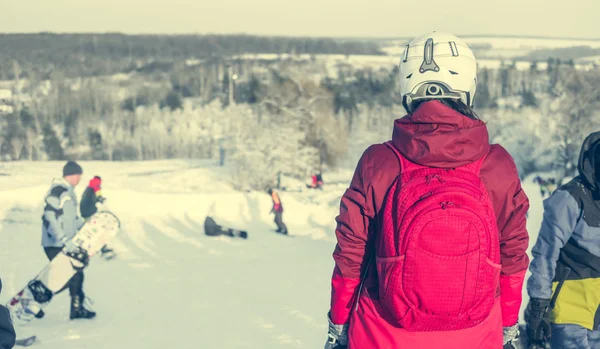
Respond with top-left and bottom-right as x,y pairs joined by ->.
268,188 -> 288,235
80,176 -> 114,259
526,131 -> 600,348
316,172 -> 324,189
308,172 -> 324,190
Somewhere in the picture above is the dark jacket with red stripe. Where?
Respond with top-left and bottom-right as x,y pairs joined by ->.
329,101 -> 530,348
0,278 -> 15,349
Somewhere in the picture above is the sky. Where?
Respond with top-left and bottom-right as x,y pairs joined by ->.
1,0 -> 599,39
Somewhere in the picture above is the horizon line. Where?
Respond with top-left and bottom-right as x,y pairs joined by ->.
0,31 -> 599,42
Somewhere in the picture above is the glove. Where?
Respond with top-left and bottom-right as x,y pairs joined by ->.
97,196 -> 106,204
502,323 -> 519,349
525,298 -> 551,346
324,314 -> 348,349
60,236 -> 89,268
62,238 -> 80,254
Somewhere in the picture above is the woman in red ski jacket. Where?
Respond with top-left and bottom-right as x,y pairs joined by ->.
325,33 -> 529,349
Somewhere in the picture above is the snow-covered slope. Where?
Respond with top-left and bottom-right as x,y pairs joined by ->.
0,160 -> 545,348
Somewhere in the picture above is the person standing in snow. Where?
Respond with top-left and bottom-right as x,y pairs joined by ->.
80,176 -> 114,258
42,161 -> 96,320
0,278 -> 16,349
546,177 -> 557,196
533,176 -> 549,198
268,188 -> 288,235
324,33 -> 529,349
526,131 -> 600,349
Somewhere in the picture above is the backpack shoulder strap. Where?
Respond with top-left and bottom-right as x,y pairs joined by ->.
384,141 -> 425,173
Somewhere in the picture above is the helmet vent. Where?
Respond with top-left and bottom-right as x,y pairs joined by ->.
419,38 -> 440,73
449,41 -> 459,57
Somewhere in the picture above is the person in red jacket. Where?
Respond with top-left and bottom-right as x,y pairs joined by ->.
325,32 -> 529,349
268,188 -> 288,235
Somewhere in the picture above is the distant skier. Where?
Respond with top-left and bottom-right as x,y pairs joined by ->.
0,278 -> 16,349
80,176 -> 114,259
268,188 -> 287,235
308,173 -> 324,189
316,172 -> 324,189
324,33 -> 529,349
533,176 -> 548,198
546,177 -> 557,196
526,131 -> 600,348
42,161 -> 96,320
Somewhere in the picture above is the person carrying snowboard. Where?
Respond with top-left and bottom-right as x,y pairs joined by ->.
526,131 -> 600,349
324,33 -> 529,349
80,176 -> 114,259
268,188 -> 288,235
42,161 -> 96,320
0,278 -> 16,349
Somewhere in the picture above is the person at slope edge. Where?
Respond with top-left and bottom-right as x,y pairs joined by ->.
268,188 -> 288,235
526,131 -> 600,349
324,32 -> 529,349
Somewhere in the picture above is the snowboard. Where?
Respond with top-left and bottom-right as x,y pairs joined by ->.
6,211 -> 120,326
204,216 -> 248,239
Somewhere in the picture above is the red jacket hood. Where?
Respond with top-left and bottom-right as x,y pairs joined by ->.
89,177 -> 102,192
392,100 -> 490,168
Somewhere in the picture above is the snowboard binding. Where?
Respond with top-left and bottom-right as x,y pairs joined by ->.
27,280 -> 53,304
65,248 -> 90,269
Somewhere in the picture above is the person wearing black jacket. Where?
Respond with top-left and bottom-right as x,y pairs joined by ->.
80,176 -> 114,258
526,131 -> 600,348
80,176 -> 104,219
0,278 -> 16,349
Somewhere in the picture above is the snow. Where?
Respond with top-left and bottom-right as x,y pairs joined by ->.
0,160 -> 545,348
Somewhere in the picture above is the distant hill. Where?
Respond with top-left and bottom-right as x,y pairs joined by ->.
0,33 -> 384,79
380,35 -> 600,62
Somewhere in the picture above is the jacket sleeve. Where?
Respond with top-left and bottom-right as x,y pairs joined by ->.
0,305 -> 16,349
44,187 -> 69,242
492,151 -> 530,327
527,190 -> 579,300
330,149 -> 375,325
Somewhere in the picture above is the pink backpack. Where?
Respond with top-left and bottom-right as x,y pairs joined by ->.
377,142 -> 501,331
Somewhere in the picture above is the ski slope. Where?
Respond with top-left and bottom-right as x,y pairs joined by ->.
0,160 -> 545,348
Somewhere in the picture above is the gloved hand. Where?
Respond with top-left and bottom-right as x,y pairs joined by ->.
60,236 -> 89,268
97,196 -> 106,204
62,238 -> 80,254
324,314 -> 348,349
525,298 -> 551,346
502,323 -> 519,349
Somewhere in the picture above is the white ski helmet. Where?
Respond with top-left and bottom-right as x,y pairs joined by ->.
399,32 -> 477,113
